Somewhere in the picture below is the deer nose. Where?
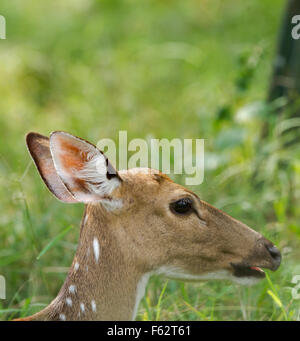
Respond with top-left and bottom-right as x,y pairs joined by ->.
265,244 -> 281,270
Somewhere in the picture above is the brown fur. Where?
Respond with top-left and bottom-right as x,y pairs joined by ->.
15,133 -> 280,321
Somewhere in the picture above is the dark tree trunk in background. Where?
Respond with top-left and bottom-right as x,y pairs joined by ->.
268,0 -> 300,115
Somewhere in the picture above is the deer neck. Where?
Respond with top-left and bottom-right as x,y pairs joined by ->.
32,205 -> 150,321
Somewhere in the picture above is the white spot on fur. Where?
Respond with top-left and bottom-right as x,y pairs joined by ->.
80,303 -> 85,313
132,273 -> 151,320
66,297 -> 72,307
84,214 -> 89,224
74,262 -> 79,272
91,300 -> 97,312
93,238 -> 100,263
59,314 -> 66,321
69,285 -> 77,294
86,265 -> 89,272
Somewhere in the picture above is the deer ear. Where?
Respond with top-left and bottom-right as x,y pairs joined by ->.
48,131 -> 121,203
26,132 -> 78,203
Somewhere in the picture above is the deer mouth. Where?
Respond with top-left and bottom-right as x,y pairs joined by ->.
231,263 -> 266,279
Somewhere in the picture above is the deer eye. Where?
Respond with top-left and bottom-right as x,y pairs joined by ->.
170,198 -> 193,215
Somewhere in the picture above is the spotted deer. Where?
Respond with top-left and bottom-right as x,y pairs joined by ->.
15,131 -> 281,321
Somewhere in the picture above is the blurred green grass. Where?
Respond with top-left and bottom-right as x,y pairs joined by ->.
1,0 -> 300,321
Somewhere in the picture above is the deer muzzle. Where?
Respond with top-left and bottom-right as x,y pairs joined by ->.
231,237 -> 281,279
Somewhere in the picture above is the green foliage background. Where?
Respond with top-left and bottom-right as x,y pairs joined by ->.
0,0 -> 300,320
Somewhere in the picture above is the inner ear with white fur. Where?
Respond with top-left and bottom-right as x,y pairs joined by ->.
49,131 -> 121,203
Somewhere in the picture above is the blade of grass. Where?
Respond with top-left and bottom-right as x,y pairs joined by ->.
141,294 -> 152,321
266,273 -> 288,321
155,280 -> 168,321
267,290 -> 283,308
20,297 -> 32,318
36,225 -> 73,260
184,300 -> 208,320
266,272 -> 279,296
22,196 -> 39,253
0,309 -> 23,313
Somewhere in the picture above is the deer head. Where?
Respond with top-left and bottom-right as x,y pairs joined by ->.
18,131 -> 281,321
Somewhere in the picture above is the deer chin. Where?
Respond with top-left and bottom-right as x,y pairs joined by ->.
156,266 -> 263,286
